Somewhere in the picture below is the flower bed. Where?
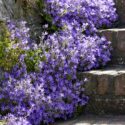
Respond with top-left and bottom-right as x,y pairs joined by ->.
0,0 -> 117,125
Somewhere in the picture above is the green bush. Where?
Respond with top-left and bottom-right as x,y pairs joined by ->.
0,22 -> 24,71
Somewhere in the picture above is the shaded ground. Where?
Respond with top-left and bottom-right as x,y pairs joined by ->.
55,115 -> 125,125
0,120 -> 6,125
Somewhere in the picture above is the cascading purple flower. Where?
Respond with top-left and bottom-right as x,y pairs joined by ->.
7,20 -> 31,50
44,0 -> 117,28
0,0 -> 117,125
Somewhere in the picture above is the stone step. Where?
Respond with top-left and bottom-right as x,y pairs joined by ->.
115,0 -> 125,25
56,115 -> 125,125
100,28 -> 125,65
78,66 -> 125,114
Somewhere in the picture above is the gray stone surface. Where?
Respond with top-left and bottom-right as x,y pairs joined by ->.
79,66 -> 125,95
78,66 -> 125,114
0,0 -> 42,41
55,115 -> 125,125
0,0 -> 23,20
115,0 -> 125,25
100,29 -> 125,65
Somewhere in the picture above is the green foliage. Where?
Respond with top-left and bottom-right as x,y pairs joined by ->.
0,22 -> 24,71
74,106 -> 85,117
25,49 -> 46,72
36,0 -> 60,33
0,21 -> 46,73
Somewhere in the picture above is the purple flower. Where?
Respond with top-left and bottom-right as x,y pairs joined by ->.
0,0 -> 117,124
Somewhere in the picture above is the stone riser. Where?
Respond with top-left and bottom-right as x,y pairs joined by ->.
80,66 -> 125,96
85,96 -> 125,114
115,0 -> 125,26
78,66 -> 125,114
100,29 -> 125,65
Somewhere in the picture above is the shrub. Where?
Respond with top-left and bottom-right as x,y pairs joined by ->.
0,21 -> 24,72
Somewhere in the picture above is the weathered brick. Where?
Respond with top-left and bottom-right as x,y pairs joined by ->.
97,76 -> 109,95
115,74 -> 125,95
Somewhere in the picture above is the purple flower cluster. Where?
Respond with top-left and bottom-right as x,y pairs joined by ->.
0,0 -> 117,125
7,20 -> 31,50
43,0 -> 117,70
1,62 -> 88,124
44,27 -> 111,71
4,114 -> 31,125
44,0 -> 117,30
0,22 -> 88,125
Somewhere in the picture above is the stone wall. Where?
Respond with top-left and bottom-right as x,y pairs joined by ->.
0,0 -> 23,20
0,0 -> 42,41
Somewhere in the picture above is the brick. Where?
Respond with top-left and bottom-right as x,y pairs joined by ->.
115,74 -> 125,95
97,76 -> 109,95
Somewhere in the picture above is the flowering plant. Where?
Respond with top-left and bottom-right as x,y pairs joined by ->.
0,0 -> 117,125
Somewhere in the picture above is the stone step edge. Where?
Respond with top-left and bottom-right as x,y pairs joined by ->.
78,66 -> 125,76
77,66 -> 125,96
99,28 -> 125,32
